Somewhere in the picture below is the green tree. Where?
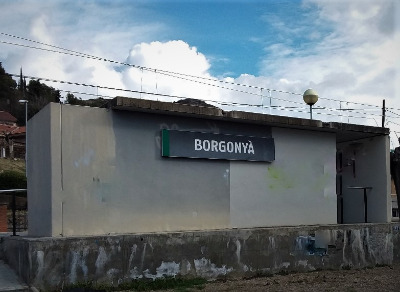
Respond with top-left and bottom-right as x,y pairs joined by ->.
84,97 -> 108,107
25,79 -> 61,120
65,93 -> 108,108
0,62 -> 20,116
65,92 -> 84,105
0,64 -> 109,124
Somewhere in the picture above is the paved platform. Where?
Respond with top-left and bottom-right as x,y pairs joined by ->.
0,260 -> 28,292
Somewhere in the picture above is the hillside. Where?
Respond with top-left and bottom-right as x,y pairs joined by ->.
0,158 -> 25,174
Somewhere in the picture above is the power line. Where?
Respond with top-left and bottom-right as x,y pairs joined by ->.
158,70 -> 307,106
1,39 -> 385,116
0,32 -> 392,111
387,110 -> 400,118
0,32 -> 95,60
2,32 -> 398,124
12,72 -> 387,123
386,120 -> 400,127
58,89 -> 113,100
12,73 -> 270,110
0,37 -> 310,109
1,39 -> 302,105
9,73 -> 297,109
0,32 -> 303,97
8,73 -> 186,100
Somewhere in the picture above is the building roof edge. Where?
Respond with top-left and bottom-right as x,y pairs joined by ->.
109,96 -> 389,137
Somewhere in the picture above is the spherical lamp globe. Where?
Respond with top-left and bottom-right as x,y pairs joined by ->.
303,89 -> 319,106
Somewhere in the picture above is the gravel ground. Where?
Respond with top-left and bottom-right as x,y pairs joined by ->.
159,264 -> 400,292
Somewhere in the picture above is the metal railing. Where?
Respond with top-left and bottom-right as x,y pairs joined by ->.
0,189 -> 27,236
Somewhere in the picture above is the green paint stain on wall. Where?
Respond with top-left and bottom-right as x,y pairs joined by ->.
268,166 -> 281,179
267,166 -> 295,190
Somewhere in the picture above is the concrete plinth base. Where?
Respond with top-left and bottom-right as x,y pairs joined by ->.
1,223 -> 399,291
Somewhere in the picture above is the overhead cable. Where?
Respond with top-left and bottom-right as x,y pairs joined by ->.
1,32 -> 396,113
12,73 -> 385,122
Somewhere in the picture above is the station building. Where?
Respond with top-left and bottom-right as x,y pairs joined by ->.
27,97 -> 391,237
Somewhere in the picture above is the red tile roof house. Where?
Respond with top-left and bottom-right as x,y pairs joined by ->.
0,111 -> 17,125
0,111 -> 26,159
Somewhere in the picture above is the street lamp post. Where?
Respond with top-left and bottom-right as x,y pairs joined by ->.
303,89 -> 319,119
18,100 -> 28,177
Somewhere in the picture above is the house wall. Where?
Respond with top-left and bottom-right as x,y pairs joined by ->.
29,104 -> 355,236
338,135 -> 391,223
0,204 -> 7,232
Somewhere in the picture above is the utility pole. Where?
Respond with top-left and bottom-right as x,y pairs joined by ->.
18,100 -> 28,177
382,99 -> 386,127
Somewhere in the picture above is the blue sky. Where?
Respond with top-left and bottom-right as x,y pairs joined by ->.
148,0 -> 279,76
128,0 -> 323,77
0,0 -> 399,145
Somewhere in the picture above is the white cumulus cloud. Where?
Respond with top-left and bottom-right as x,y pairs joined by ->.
120,40 -> 222,102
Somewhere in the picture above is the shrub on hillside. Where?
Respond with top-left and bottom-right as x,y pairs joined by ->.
0,170 -> 27,189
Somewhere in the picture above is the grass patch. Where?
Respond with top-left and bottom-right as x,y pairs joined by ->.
0,158 -> 25,175
0,170 -> 27,189
119,277 -> 206,291
276,269 -> 292,276
242,269 -> 300,281
375,263 -> 390,268
242,271 -> 274,280
341,265 -> 352,270
62,277 -> 207,292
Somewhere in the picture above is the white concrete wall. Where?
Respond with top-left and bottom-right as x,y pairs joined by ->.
230,128 -> 337,227
29,104 -> 389,236
27,105 -> 53,236
339,136 -> 391,223
44,104 -> 235,236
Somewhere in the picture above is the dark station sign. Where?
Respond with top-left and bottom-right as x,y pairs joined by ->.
161,129 -> 275,162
